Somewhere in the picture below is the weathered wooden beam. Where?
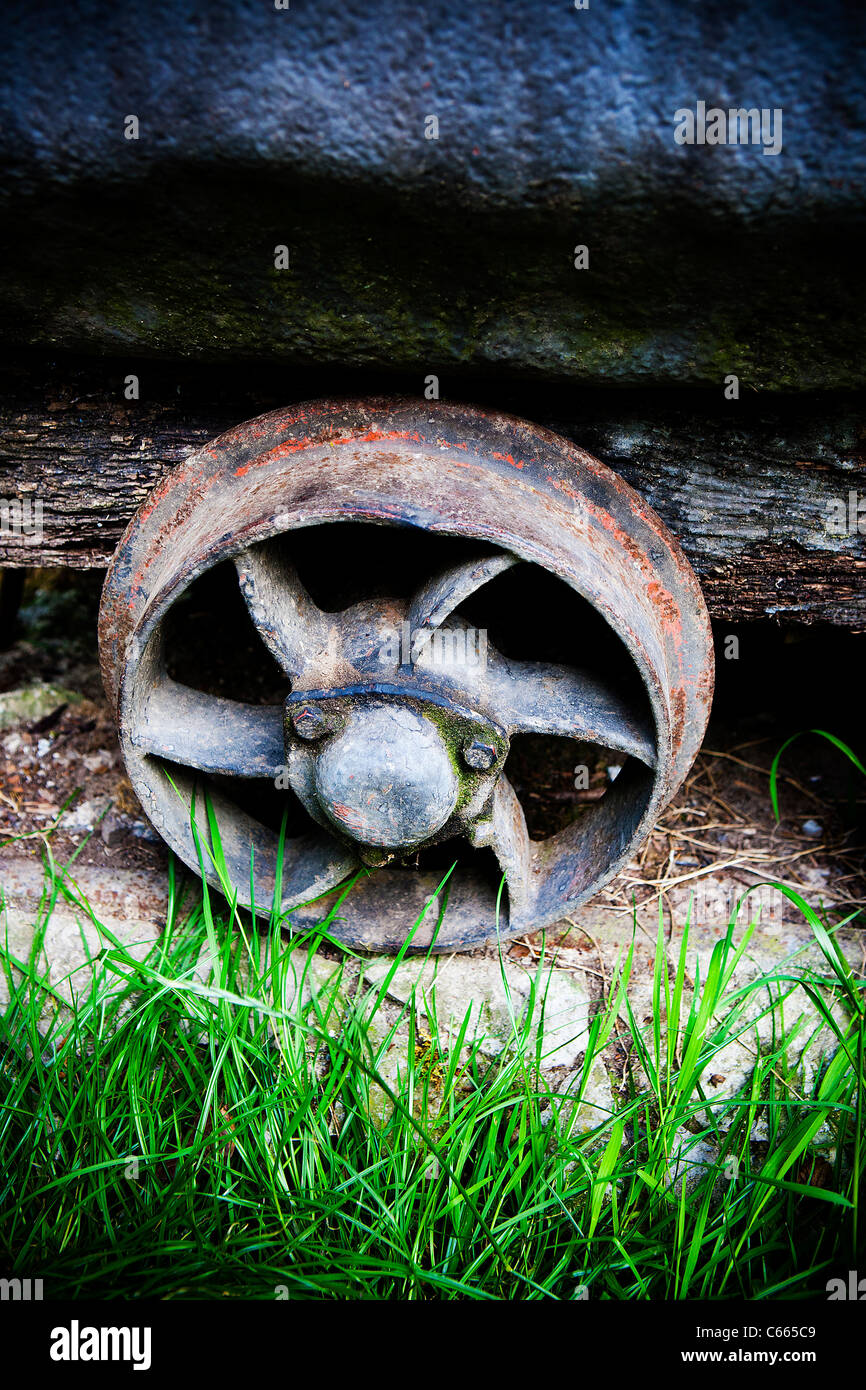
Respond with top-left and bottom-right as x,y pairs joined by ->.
1,369 -> 864,629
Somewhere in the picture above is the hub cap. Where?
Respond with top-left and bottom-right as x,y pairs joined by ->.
313,704 -> 459,849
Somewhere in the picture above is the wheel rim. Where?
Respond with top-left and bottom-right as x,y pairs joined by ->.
99,398 -> 714,952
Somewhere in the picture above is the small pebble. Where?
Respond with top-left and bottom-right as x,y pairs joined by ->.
802,818 -> 823,838
101,816 -> 126,848
36,737 -> 51,757
83,749 -> 113,774
132,820 -> 161,844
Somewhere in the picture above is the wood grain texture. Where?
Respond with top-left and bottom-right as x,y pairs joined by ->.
1,365 -> 864,628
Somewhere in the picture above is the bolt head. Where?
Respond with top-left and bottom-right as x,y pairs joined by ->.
292,706 -> 327,740
462,738 -> 497,771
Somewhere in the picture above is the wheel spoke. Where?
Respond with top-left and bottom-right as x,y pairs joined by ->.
486,775 -> 536,919
407,551 -> 520,658
488,657 -> 655,765
405,551 -> 654,765
423,652 -> 655,766
132,677 -> 286,777
158,771 -> 360,909
234,542 -> 329,680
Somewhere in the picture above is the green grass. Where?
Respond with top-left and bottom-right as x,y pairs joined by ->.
769,727 -> 866,821
1,813 -> 862,1300
2,733 -> 865,1301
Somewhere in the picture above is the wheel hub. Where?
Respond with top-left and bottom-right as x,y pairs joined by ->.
283,685 -> 510,866
312,703 -> 459,849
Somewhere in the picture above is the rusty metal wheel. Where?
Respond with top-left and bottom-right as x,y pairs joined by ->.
99,399 -> 713,952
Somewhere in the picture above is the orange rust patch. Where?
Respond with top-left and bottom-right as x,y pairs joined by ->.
575,493 -> 655,573
134,469 -> 185,524
669,686 -> 687,757
646,580 -> 681,628
233,428 -> 422,478
329,802 -> 368,835
547,475 -> 580,501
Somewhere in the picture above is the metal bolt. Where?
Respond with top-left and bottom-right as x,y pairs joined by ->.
292,706 -> 327,740
462,738 -> 497,771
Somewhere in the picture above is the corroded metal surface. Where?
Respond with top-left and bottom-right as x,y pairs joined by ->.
99,398 -> 714,951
